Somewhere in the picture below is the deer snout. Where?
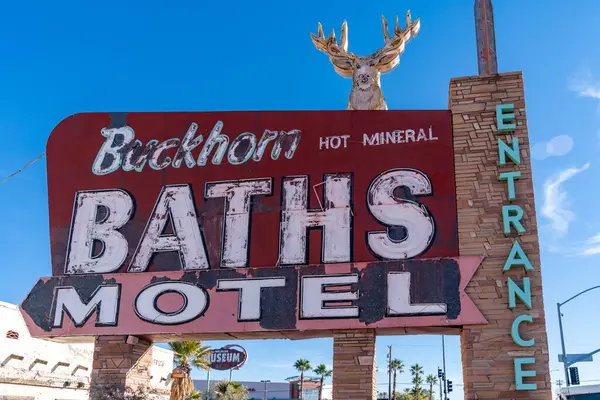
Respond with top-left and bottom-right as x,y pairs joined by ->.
358,73 -> 370,84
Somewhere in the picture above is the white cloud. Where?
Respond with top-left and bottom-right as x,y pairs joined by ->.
582,234 -> 600,256
541,163 -> 590,236
531,135 -> 574,160
569,69 -> 600,100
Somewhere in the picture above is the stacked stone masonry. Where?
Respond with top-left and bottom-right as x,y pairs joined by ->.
332,330 -> 377,400
89,336 -> 153,398
450,72 -> 551,399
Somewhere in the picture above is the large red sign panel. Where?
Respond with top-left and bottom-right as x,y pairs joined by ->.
21,111 -> 486,340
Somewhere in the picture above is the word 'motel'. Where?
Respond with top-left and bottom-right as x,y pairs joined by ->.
495,104 -> 538,391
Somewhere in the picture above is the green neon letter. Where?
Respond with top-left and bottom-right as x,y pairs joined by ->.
503,241 -> 534,272
511,314 -> 534,347
496,104 -> 516,132
502,205 -> 525,234
498,138 -> 521,166
508,277 -> 532,309
514,358 -> 537,390
500,171 -> 521,201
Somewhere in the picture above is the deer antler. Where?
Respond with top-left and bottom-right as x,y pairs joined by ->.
381,11 -> 420,50
311,20 -> 355,76
377,10 -> 421,71
311,20 -> 354,58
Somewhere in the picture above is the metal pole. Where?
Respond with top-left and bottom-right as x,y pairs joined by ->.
264,381 -> 268,400
557,303 -> 570,387
205,368 -> 211,400
229,369 -> 232,381
442,336 -> 447,400
388,345 -> 392,400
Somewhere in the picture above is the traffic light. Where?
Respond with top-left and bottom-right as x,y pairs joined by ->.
438,368 -> 443,378
447,380 -> 453,393
569,367 -> 580,385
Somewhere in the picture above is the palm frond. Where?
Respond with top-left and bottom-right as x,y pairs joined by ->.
294,359 -> 312,371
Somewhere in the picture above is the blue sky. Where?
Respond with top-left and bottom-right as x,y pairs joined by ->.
1,0 -> 600,398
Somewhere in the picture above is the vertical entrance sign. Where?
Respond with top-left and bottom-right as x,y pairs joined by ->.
20,110 -> 485,339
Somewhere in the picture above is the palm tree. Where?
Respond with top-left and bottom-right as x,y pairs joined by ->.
313,364 -> 332,400
168,341 -> 211,400
389,359 -> 404,398
214,380 -> 248,400
294,359 -> 312,400
400,388 -> 412,400
425,375 -> 437,400
410,364 -> 424,400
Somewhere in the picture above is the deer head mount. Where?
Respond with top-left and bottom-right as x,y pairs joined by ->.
311,12 -> 420,110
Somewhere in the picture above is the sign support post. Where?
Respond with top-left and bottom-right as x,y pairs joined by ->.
205,368 -> 211,400
88,336 -> 154,397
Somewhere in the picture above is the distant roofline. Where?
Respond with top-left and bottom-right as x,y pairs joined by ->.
193,379 -> 289,385
152,346 -> 174,354
285,376 -> 320,382
0,300 -> 19,310
561,384 -> 600,395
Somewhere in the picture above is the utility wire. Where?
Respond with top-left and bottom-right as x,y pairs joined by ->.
0,152 -> 46,186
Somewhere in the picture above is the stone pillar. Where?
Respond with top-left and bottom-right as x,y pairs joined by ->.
332,329 -> 376,400
89,335 -> 154,399
450,72 -> 551,398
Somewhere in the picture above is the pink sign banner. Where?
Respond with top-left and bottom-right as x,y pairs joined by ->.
20,257 -> 485,340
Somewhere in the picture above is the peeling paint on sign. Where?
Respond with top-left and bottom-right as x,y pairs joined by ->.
21,258 -> 485,340
22,110 -> 468,340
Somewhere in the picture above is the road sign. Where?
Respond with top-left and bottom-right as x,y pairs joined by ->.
558,354 -> 594,363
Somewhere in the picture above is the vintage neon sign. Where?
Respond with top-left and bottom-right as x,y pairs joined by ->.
496,104 -> 538,391
21,110 -> 486,340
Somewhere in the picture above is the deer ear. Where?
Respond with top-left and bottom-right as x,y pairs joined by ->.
377,53 -> 400,73
330,57 -> 354,77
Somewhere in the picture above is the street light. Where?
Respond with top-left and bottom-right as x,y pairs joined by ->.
558,285 -> 600,387
261,380 -> 270,400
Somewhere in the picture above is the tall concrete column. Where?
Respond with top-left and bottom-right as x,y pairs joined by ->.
89,335 -> 154,399
332,329 -> 377,400
450,72 -> 551,399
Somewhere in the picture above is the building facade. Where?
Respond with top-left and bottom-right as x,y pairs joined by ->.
194,380 -> 290,399
0,301 -> 173,399
560,385 -> 600,400
192,379 -> 331,400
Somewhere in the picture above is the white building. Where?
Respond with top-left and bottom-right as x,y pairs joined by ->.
559,384 -> 600,399
193,379 -> 332,400
194,379 -> 291,399
0,301 -> 173,399
321,384 -> 332,400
